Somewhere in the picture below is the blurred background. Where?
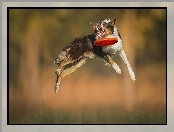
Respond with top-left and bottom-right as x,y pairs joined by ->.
9,8 -> 166,124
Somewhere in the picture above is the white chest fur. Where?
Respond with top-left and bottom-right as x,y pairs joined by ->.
101,26 -> 123,56
102,36 -> 123,56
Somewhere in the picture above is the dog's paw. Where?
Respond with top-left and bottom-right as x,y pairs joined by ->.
129,71 -> 136,81
131,76 -> 136,81
55,82 -> 60,93
117,68 -> 121,74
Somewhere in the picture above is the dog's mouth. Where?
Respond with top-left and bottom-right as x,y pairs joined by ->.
94,23 -> 106,39
96,29 -> 105,39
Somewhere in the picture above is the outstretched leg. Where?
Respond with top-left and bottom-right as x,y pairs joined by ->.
54,58 -> 87,93
119,50 -> 136,81
54,50 -> 81,93
104,55 -> 121,74
54,67 -> 62,93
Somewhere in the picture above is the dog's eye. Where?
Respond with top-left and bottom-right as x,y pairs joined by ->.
103,23 -> 110,29
105,25 -> 111,29
107,24 -> 114,29
106,25 -> 109,28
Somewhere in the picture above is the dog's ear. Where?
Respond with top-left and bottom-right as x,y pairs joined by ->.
110,19 -> 116,26
90,22 -> 96,29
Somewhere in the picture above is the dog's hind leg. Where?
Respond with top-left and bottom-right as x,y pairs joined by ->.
54,66 -> 62,93
59,58 -> 87,81
54,51 -> 66,93
104,55 -> 121,74
54,58 -> 87,93
54,50 -> 77,93
119,50 -> 136,81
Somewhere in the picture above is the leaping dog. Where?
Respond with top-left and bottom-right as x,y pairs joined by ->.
53,19 -> 136,93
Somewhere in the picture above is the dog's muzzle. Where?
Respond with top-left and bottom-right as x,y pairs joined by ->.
95,24 -> 105,39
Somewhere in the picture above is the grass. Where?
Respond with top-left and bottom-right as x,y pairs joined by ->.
9,108 -> 166,124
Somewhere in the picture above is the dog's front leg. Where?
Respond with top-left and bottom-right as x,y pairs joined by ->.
119,50 -> 136,81
104,55 -> 121,74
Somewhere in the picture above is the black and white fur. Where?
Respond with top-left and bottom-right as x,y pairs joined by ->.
54,19 -> 135,93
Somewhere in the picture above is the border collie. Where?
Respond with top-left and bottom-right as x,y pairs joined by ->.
53,19 -> 136,93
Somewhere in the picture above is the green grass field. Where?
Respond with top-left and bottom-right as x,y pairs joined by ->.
9,108 -> 166,124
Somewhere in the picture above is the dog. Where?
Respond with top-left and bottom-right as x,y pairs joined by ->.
53,19 -> 136,93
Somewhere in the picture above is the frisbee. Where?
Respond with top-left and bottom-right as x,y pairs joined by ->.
94,38 -> 118,46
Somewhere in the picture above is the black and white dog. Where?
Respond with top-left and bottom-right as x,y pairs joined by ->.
54,19 -> 135,93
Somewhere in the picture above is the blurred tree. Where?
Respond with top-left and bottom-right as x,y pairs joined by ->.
20,13 -> 43,108
9,9 -> 28,88
135,9 -> 166,65
121,9 -> 139,111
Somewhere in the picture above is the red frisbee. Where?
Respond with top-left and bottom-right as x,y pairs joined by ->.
94,38 -> 118,46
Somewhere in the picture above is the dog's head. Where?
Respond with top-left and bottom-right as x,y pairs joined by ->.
90,19 -> 117,40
